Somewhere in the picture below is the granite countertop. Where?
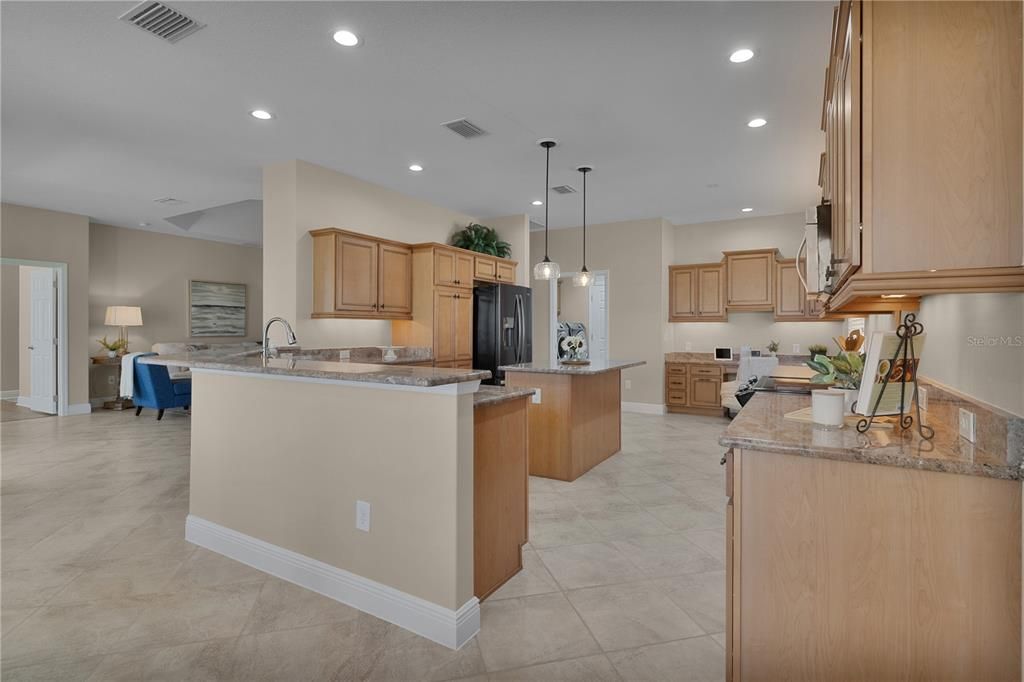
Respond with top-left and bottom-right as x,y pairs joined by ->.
500,359 -> 646,375
665,352 -> 809,368
141,348 -> 488,388
474,386 -> 535,408
720,392 -> 1021,480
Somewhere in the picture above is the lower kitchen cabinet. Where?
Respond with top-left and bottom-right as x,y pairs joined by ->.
726,447 -> 1020,681
473,394 -> 529,600
666,363 -> 723,416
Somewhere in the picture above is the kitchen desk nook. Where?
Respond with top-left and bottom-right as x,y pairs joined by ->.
502,359 -> 646,481
140,346 -> 530,651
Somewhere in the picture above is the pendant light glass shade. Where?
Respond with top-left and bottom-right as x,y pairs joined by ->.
573,165 -> 593,287
533,139 -> 560,281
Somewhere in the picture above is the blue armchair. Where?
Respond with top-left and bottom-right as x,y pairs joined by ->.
133,353 -> 191,420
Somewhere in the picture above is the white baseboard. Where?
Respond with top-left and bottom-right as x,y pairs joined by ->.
66,402 -> 92,416
1,390 -> 18,401
622,401 -> 667,415
185,515 -> 480,650
15,396 -> 32,408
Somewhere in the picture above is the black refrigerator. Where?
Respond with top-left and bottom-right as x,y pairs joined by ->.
473,283 -> 532,385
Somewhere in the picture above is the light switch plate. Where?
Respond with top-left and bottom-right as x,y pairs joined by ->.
355,500 -> 371,532
624,379 -> 632,390
792,344 -> 801,354
531,388 -> 542,404
958,408 -> 976,443
685,342 -> 692,351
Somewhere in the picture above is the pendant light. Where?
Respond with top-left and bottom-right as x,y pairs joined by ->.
533,139 -> 560,281
573,165 -> 593,287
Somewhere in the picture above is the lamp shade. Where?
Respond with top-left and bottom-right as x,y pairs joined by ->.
105,306 -> 143,327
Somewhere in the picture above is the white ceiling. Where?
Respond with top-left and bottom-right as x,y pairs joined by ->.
2,1 -> 832,245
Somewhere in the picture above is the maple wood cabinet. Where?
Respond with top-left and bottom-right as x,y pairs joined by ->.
725,250 -> 778,311
669,262 -> 726,322
816,0 -> 1024,312
473,254 -> 518,284
775,258 -> 824,321
665,363 -> 723,416
311,229 -> 412,319
434,248 -> 473,289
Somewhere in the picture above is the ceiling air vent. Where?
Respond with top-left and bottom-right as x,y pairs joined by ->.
551,185 -> 577,195
119,1 -> 205,43
441,118 -> 488,140
153,196 -> 186,205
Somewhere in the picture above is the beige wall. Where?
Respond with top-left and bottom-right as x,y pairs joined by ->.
262,160 -> 478,348
1,265 -> 18,393
532,218 -> 667,405
89,223 -> 263,355
917,293 -> 1024,417
190,371 -> 475,611
1,203 -> 90,407
557,278 -> 590,326
673,211 -> 810,262
484,214 -> 530,286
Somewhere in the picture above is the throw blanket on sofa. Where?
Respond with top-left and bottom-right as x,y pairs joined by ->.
119,352 -> 149,399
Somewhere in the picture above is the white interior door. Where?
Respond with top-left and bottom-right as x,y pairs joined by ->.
28,268 -> 56,414
588,273 -> 608,362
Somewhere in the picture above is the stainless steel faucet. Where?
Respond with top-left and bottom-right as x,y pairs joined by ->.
262,317 -> 298,359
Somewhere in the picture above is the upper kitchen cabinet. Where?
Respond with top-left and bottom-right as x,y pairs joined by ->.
473,254 -> 519,284
725,249 -> 778,311
669,262 -> 726,322
818,0 -> 1024,312
775,258 -> 829,321
310,228 -> 412,319
433,247 -> 474,289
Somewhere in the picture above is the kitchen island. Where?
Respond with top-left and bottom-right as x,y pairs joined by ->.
720,392 -> 1021,681
502,359 -> 645,481
142,348 -> 491,649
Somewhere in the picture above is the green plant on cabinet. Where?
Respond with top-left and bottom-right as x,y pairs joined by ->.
450,223 -> 512,258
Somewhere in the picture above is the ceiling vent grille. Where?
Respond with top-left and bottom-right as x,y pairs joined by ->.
441,118 -> 488,140
153,196 -> 186,205
119,1 -> 205,43
551,185 -> 577,195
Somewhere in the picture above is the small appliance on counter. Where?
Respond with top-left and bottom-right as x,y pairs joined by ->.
473,283 -> 532,385
715,347 -> 733,361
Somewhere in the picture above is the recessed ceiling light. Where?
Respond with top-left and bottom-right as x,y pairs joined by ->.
747,118 -> 767,128
408,164 -> 423,172
250,110 -> 273,120
333,29 -> 359,47
741,207 -> 754,213
138,222 -> 150,227
730,48 -> 754,63
531,200 -> 543,206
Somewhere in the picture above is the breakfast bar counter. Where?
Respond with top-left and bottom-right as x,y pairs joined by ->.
501,359 -> 645,481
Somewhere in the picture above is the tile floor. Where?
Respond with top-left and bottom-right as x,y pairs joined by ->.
1,408 -> 730,681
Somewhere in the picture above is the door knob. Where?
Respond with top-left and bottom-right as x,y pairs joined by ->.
27,345 -> 34,350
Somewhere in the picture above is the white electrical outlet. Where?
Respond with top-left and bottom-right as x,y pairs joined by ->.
918,387 -> 928,412
792,344 -> 801,354
958,408 -> 976,443
624,379 -> 632,390
531,388 -> 542,404
685,342 -> 692,351
355,500 -> 371,532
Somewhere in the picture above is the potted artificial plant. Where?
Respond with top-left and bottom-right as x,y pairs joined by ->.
806,351 -> 864,413
450,223 -> 512,258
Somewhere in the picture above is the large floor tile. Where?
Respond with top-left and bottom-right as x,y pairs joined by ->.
610,533 -> 722,578
566,581 -> 704,651
644,499 -> 726,532
477,593 -> 601,672
606,636 -> 725,682
489,653 -> 621,681
488,550 -> 560,601
528,510 -> 602,549
164,547 -> 268,590
577,502 -> 673,540
242,577 -> 360,634
47,554 -> 189,605
652,570 -> 727,634
537,542 -> 644,590
345,615 -> 487,681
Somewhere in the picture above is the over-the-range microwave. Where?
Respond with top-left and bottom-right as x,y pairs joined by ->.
800,204 -> 833,295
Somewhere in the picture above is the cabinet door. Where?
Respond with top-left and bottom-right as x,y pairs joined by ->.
496,261 -> 516,283
689,375 -> 722,408
335,234 -> 379,313
669,266 -> 697,320
474,256 -> 497,282
726,252 -> 774,309
697,265 -> 725,318
454,290 -> 474,362
433,288 -> 458,363
434,249 -> 459,288
830,1 -> 859,284
455,253 -> 474,288
378,243 -> 412,316
775,261 -> 806,319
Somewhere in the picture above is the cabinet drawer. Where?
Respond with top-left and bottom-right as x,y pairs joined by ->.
666,364 -> 688,376
667,391 -> 688,405
691,365 -> 722,378
667,376 -> 687,390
